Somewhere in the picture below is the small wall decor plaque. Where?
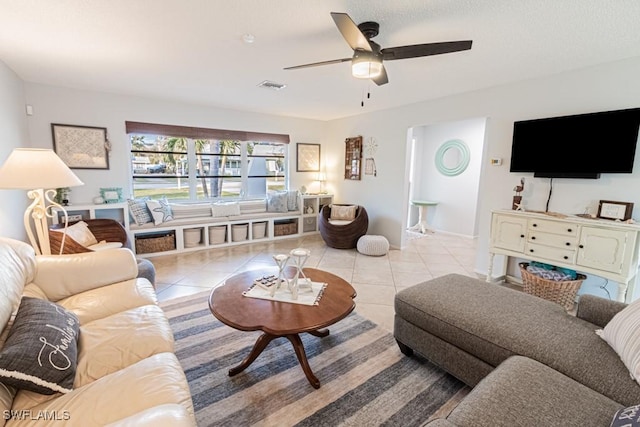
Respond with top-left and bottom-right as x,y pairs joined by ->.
597,200 -> 634,221
100,187 -> 123,204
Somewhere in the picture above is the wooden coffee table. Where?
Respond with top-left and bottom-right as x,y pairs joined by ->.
209,267 -> 356,388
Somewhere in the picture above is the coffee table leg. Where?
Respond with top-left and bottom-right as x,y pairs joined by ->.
308,328 -> 329,337
285,334 -> 320,389
228,333 -> 276,377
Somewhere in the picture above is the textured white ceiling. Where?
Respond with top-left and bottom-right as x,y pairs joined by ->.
1,0 -> 640,120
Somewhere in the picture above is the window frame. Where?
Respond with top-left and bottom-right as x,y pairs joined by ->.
126,122 -> 290,202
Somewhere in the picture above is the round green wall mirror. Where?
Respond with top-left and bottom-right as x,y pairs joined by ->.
434,139 -> 470,176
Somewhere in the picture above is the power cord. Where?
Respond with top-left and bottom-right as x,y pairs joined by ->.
599,278 -> 611,300
545,178 -> 553,212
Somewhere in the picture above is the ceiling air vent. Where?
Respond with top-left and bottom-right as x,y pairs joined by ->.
258,80 -> 287,91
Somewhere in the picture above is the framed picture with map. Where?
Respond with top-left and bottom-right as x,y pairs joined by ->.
51,123 -> 110,169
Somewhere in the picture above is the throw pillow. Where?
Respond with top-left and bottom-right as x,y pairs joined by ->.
50,221 -> 98,247
127,197 -> 153,226
0,297 -> 80,395
596,297 -> 640,384
146,197 -> 174,225
330,205 -> 357,221
286,190 -> 299,211
610,404 -> 640,427
211,202 -> 241,217
267,192 -> 288,213
171,203 -> 213,219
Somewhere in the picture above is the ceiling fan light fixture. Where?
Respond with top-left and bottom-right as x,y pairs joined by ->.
351,51 -> 382,79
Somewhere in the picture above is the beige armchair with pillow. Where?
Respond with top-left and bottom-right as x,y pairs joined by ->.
0,236 -> 195,426
318,204 -> 368,249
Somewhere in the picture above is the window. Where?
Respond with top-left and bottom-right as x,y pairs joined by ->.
126,122 -> 289,201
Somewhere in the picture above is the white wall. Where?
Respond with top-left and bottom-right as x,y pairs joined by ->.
23,83 -> 328,204
0,60 -> 30,242
6,55 -> 640,287
325,56 -> 640,268
410,117 -> 486,237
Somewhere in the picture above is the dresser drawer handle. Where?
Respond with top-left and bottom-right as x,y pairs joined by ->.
532,223 -> 538,227
567,228 -> 573,233
520,234 -> 525,238
529,249 -> 534,253
565,242 -> 571,246
579,244 -> 584,249
531,236 -> 536,240
563,256 -> 569,260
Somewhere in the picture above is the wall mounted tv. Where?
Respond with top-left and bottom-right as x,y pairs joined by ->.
509,107 -> 640,179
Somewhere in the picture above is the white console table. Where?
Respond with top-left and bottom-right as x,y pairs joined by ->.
487,209 -> 640,303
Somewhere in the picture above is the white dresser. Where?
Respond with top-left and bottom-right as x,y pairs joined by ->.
487,209 -> 640,302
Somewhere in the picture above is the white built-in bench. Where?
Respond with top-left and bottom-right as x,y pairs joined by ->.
129,194 -> 318,257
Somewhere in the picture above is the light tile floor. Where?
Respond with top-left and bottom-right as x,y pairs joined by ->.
154,231 -> 480,333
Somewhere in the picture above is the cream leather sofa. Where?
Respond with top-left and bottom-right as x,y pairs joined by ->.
0,237 -> 195,426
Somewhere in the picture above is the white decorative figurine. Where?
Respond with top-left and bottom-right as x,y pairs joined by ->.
271,254 -> 289,297
288,248 -> 312,300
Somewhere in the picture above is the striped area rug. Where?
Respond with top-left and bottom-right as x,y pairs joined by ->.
161,291 -> 468,427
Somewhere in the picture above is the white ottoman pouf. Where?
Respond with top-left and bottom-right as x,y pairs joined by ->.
357,235 -> 389,256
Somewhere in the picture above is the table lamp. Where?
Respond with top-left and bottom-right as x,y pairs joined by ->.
317,172 -> 327,194
0,148 -> 84,255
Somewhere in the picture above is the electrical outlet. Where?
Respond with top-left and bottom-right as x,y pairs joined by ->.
490,158 -> 503,166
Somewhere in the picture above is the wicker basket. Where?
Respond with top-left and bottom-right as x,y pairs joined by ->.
274,221 -> 298,236
519,263 -> 585,310
135,232 -> 176,254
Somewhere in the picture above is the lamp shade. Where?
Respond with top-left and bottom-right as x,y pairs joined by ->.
0,148 -> 84,190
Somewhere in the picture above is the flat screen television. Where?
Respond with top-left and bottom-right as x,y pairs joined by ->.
509,107 -> 640,179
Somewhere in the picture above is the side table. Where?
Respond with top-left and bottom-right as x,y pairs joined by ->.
409,200 -> 438,233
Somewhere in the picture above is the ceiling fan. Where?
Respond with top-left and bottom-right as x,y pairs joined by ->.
284,12 -> 472,86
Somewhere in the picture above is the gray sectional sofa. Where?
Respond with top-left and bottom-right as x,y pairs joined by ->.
394,274 -> 636,426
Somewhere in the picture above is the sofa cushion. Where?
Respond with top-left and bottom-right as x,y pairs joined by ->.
87,241 -> 123,251
286,190 -> 299,211
10,353 -> 195,426
445,356 -> 623,427
0,297 -> 79,394
330,205 -> 357,221
610,404 -> 640,427
267,192 -> 288,213
75,305 -> 174,388
50,221 -> 99,247
395,274 -> 640,406
127,197 -> 153,226
596,297 -> 640,384
58,279 -> 157,325
170,203 -> 213,219
239,199 -> 267,214
146,198 -> 174,225
211,202 -> 240,217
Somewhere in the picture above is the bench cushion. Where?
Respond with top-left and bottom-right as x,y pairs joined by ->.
395,274 -> 640,406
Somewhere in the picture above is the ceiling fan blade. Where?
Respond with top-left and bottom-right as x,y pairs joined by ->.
372,65 -> 388,86
284,57 -> 351,70
330,12 -> 372,52
382,40 -> 472,61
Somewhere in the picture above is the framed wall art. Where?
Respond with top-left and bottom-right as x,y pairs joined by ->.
344,136 -> 363,180
51,123 -> 110,169
296,143 -> 321,172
